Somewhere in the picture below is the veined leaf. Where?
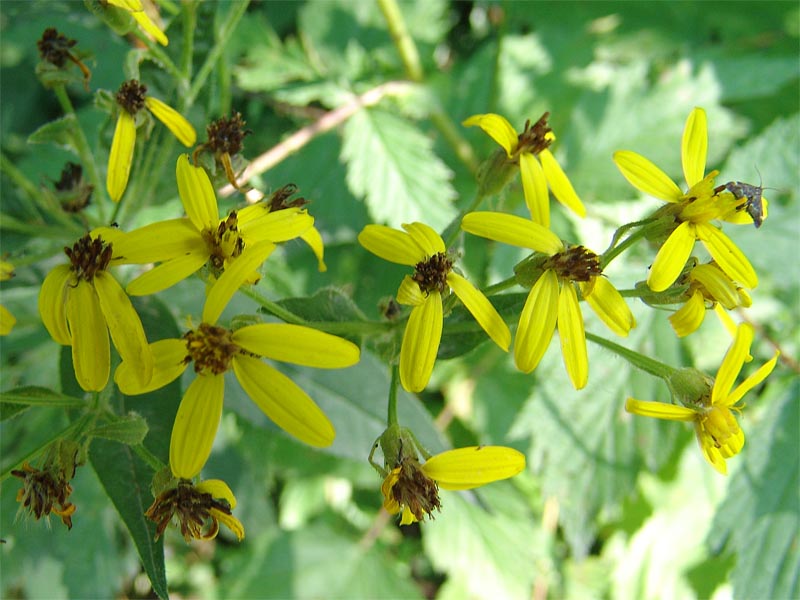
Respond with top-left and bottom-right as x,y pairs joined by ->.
342,108 -> 456,230
89,413 -> 148,446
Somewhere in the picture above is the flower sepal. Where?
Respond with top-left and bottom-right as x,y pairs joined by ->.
667,367 -> 714,411
513,252 -> 550,289
475,147 -> 519,197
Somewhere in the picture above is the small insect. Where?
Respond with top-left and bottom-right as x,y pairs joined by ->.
714,179 -> 765,229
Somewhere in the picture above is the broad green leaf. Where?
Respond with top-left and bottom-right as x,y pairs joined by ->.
424,483 -> 540,600
222,522 -> 423,599
341,108 -> 457,230
90,438 -> 167,600
0,386 -> 86,411
272,286 -> 369,325
708,381 -> 799,600
89,413 -> 148,445
235,37 -> 316,93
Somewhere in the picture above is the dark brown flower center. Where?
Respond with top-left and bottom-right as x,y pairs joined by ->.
116,79 -> 148,115
183,323 -> 240,375
37,28 -> 77,67
203,211 -> 245,272
391,456 -> 441,522
11,462 -> 76,530
413,252 -> 452,295
64,234 -> 112,281
515,112 -> 553,156
205,112 -> 251,156
266,184 -> 308,212
543,245 -> 601,282
54,162 -> 93,213
145,479 -> 234,541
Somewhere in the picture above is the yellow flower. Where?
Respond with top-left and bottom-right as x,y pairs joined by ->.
107,80 -> 195,202
38,232 -> 153,391
381,445 -> 525,525
104,0 -> 168,46
669,261 -> 752,338
464,112 -> 586,227
146,476 -> 245,542
358,222 -> 510,393
114,286 -> 361,478
613,107 -> 757,292
0,261 -> 16,335
110,155 -> 314,297
462,211 -> 635,389
626,323 -> 779,475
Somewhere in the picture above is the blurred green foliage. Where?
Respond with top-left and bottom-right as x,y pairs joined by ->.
1,1 -> 798,599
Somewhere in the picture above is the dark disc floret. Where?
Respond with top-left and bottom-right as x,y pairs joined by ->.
64,234 -> 112,281
205,112 -> 251,156
116,79 -> 148,115
544,245 -> 601,282
515,112 -> 554,157
412,252 -> 453,295
183,323 -> 240,375
37,28 -> 77,67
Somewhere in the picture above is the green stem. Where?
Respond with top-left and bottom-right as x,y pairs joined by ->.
387,366 -> 399,426
180,1 -> 197,84
133,443 -> 166,473
186,0 -> 250,107
377,0 -> 423,82
52,84 -> 106,223
133,33 -> 185,89
482,275 -> 519,296
585,331 -> 677,379
443,189 -> 488,249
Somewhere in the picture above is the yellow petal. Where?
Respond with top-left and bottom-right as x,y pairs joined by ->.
115,338 -> 187,395
39,264 -> 73,345
519,152 -> 550,226
462,113 -> 518,156
126,251 -> 210,296
461,211 -> 563,254
514,270 -> 559,373
695,223 -> 758,290
176,154 -> 218,232
238,206 -> 314,243
358,225 -> 425,265
169,374 -> 224,479
613,150 -> 683,203
396,275 -> 425,306
669,289 -> 706,338
447,272 -> 510,350
690,263 -> 739,309
300,226 -> 327,272
725,351 -> 779,407
94,272 -> 153,386
712,322 -> 754,406
107,110 -> 136,202
196,479 -> 237,508
144,97 -> 195,146
582,277 -> 635,337
399,292 -> 443,393
232,354 -> 335,447
422,446 -> 526,491
129,6 -> 168,46
0,304 -> 15,336
67,281 -> 110,391
714,303 -> 739,338
647,221 -> 696,292
696,429 -> 728,475
110,218 -> 206,264
402,222 -> 446,256
539,148 -> 586,218
681,108 -> 707,188
558,282 -> 588,390
209,508 -> 245,541
202,242 -> 275,325
624,398 -> 697,421
233,323 -> 360,368
0,261 -> 14,281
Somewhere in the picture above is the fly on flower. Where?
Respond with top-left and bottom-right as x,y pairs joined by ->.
358,222 -> 510,393
714,180 -> 766,229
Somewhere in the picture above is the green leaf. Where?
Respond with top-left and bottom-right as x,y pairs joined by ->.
341,108 -> 457,230
90,438 -> 167,600
89,413 -> 148,446
27,114 -> 82,155
0,386 -> 86,410
273,286 -> 369,324
222,521 -> 423,599
424,484 -> 540,599
235,38 -> 317,93
708,380 -> 799,600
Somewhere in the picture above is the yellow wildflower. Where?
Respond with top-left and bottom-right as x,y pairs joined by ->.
107,80 -> 195,202
626,323 -> 778,475
114,287 -> 360,479
38,232 -> 152,391
464,112 -> 585,227
104,0 -> 169,46
613,107 -> 758,292
358,222 -> 510,393
462,211 -> 634,389
110,155 -> 314,296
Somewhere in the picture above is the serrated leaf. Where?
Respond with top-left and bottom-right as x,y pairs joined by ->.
90,438 -> 167,600
342,108 -> 456,230
708,381 -> 799,600
90,413 -> 148,445
222,522 -> 423,599
235,40 -> 316,92
27,114 -> 82,155
272,286 -> 369,324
